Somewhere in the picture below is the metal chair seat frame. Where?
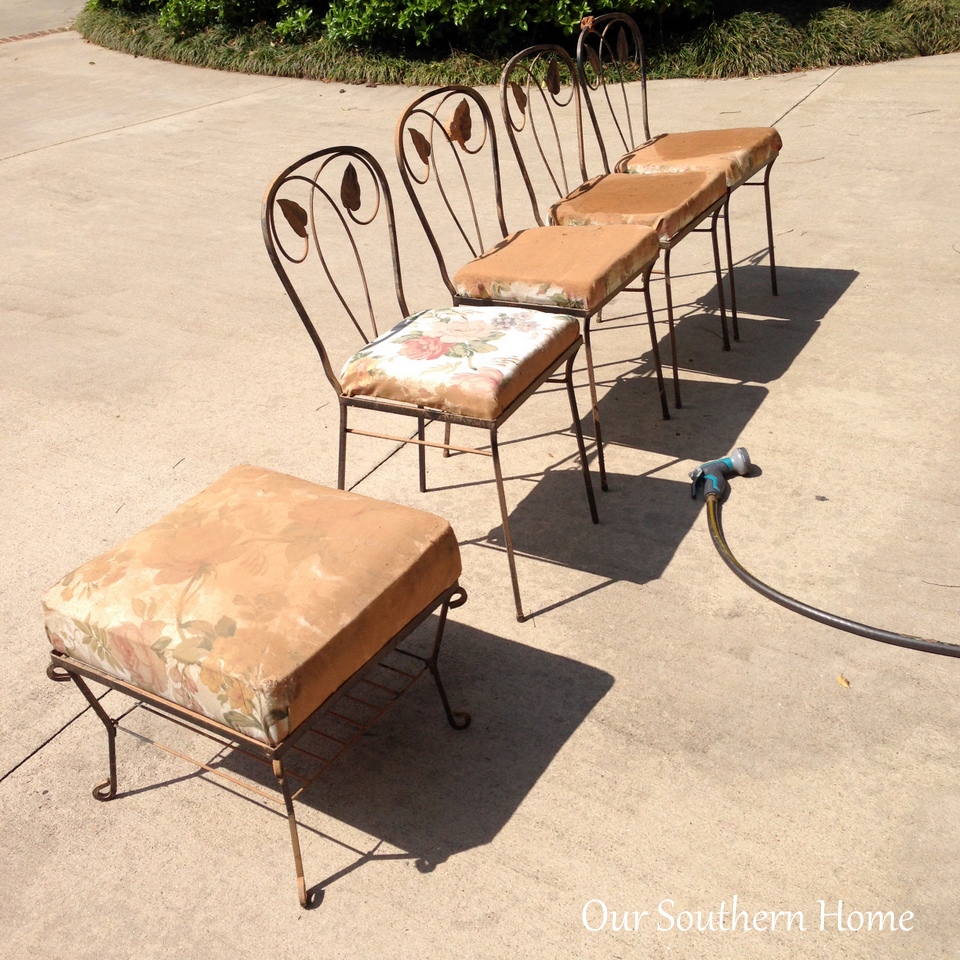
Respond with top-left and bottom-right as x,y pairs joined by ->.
499,43 -> 735,409
262,146 -> 598,622
47,581 -> 469,908
577,12 -> 780,323
395,85 -> 671,499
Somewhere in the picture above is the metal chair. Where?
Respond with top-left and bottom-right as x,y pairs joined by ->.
395,85 -> 668,495
262,145 -> 599,622
577,12 -> 783,323
500,43 -> 734,409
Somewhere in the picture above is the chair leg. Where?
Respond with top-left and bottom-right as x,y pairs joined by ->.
763,161 -> 779,296
662,247 -> 682,409
48,664 -> 119,801
713,209 -> 732,352
443,422 -> 452,458
563,352 -> 599,525
714,198 -> 740,340
710,206 -> 740,350
417,414 -> 427,493
273,758 -> 309,908
490,427 -> 526,622
641,269 -> 671,420
581,318 -> 609,492
426,592 -> 471,729
337,403 -> 348,490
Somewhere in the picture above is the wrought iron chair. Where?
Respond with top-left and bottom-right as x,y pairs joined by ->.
395,85 -> 667,495
262,146 -> 599,622
577,12 -> 783,321
500,43 -> 733,409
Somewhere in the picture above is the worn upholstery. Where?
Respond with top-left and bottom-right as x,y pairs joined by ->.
618,128 -> 782,188
452,224 -> 660,312
340,304 -> 580,420
549,170 -> 727,242
43,466 -> 461,746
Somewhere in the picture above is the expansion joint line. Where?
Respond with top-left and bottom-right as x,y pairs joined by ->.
771,66 -> 842,127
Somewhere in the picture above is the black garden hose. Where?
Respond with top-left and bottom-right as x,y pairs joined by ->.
705,492 -> 960,659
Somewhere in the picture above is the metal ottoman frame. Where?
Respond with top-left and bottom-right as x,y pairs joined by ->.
47,582 -> 470,908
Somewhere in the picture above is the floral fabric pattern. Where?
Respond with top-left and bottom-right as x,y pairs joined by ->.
340,304 -> 580,420
453,225 -> 660,313
43,466 -> 461,746
619,128 -> 782,188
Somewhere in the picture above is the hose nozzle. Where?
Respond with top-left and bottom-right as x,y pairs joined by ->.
690,447 -> 751,500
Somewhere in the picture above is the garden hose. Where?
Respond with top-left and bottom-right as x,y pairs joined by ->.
692,450 -> 960,659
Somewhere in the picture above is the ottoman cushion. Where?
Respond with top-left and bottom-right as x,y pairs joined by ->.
43,465 -> 461,746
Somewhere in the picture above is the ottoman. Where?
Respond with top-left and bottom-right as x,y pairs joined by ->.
43,465 -> 469,907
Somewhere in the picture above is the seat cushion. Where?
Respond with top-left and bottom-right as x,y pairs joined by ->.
340,304 -> 579,420
43,465 -> 461,746
549,170 -> 727,242
452,223 -> 660,313
618,128 -> 782,187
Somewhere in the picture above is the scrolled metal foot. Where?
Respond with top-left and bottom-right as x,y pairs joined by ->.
46,662 -> 72,682
449,710 -> 471,730
92,778 -> 116,802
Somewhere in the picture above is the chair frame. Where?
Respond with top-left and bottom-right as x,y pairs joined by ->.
577,12 -> 780,313
499,43 -> 734,409
262,145 -> 598,622
48,581 -> 469,908
396,85 -> 670,492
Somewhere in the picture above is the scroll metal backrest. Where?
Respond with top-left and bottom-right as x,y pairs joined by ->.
500,44 -> 587,227
396,86 -> 507,296
262,147 -> 408,395
577,13 -> 651,174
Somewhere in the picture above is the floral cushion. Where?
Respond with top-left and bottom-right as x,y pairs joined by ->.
340,304 -> 580,421
43,466 -> 461,746
618,128 -> 782,188
452,224 -> 660,313
549,170 -> 728,242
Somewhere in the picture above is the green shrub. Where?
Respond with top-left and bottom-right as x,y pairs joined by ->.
322,0 -> 711,53
91,0 -> 327,38
890,0 -> 960,55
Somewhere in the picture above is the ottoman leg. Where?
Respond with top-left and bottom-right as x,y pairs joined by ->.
47,663 -> 117,801
273,758 -> 309,907
426,589 -> 471,730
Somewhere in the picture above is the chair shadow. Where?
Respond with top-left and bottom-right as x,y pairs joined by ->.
205,622 -> 613,900
676,264 -> 858,384
460,377 -> 768,617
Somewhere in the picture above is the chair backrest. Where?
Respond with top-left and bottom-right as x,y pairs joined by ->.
395,86 -> 508,297
499,44 -> 589,227
262,146 -> 409,394
577,13 -> 651,171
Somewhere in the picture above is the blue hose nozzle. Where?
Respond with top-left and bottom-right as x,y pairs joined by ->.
690,447 -> 751,499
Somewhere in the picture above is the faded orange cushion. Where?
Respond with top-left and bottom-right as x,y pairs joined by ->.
340,304 -> 579,421
549,170 -> 727,242
43,466 -> 461,745
452,224 -> 660,312
618,128 -> 782,187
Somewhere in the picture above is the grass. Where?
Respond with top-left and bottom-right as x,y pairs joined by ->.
76,0 -> 960,84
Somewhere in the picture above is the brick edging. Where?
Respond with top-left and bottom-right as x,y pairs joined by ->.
1,25 -> 73,44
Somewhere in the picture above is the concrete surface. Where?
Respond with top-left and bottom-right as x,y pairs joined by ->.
2,28 -> 959,960
0,0 -> 83,39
